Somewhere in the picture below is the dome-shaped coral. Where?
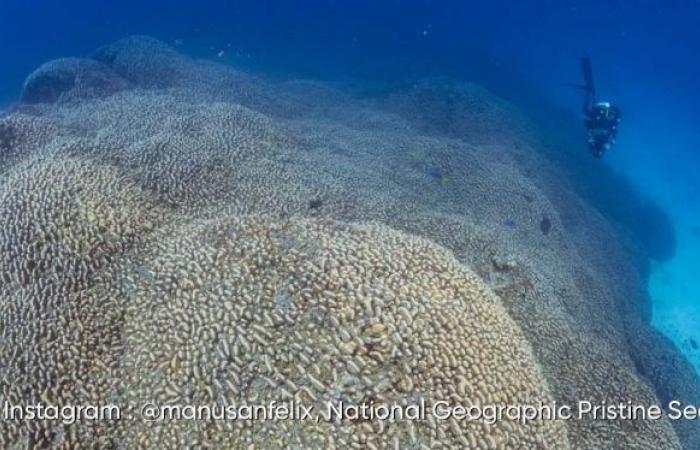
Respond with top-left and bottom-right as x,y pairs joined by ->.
91,35 -> 184,89
21,57 -> 129,104
0,146 -> 568,449
115,217 -> 569,448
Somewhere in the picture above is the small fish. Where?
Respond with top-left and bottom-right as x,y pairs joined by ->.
540,217 -> 552,235
501,219 -> 516,228
429,170 -> 443,179
428,170 -> 449,186
690,338 -> 698,350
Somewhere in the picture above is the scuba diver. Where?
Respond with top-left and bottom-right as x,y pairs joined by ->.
578,57 -> 621,158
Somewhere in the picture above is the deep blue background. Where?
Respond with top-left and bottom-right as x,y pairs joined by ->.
1,0 -> 699,364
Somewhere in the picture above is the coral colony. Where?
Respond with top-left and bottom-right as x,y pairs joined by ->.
0,36 -> 695,448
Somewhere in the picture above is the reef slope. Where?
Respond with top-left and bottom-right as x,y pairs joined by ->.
0,36 -> 696,449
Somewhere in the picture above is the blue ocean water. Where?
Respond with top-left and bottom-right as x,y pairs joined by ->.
1,0 -> 699,444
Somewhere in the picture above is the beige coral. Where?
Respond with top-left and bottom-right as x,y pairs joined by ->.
0,146 -> 568,449
0,35 -> 696,449
0,153 -> 159,448
115,217 -> 569,448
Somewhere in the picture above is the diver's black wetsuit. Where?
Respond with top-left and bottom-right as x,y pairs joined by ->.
584,102 -> 621,158
579,57 -> 621,158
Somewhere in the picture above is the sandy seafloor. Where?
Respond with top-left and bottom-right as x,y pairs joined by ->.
0,35 -> 699,449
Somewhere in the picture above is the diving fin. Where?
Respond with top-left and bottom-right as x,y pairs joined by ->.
580,56 -> 596,97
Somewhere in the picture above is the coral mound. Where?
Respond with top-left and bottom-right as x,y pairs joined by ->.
0,35 -> 696,449
118,217 -> 568,448
21,57 -> 129,104
0,159 -> 569,447
92,35 -> 186,89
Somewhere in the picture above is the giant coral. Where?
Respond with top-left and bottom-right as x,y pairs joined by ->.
0,157 -> 569,447
116,217 -> 569,448
0,36 -> 696,449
